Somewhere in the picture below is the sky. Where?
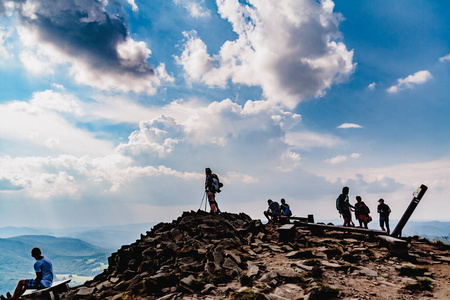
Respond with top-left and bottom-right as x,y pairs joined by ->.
0,0 -> 449,229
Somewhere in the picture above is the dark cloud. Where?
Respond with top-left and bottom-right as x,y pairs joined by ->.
16,0 -> 154,75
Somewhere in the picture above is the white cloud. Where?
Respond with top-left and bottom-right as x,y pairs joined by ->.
30,90 -> 83,116
127,0 -> 139,12
325,155 -> 347,164
387,70 -> 433,93
325,152 -> 360,164
350,153 -> 361,159
0,154 -> 202,198
439,53 -> 450,62
174,0 -> 210,18
367,82 -> 376,90
176,0 -> 355,108
337,123 -> 363,129
0,91 -> 114,156
285,130 -> 342,150
0,26 -> 13,61
227,171 -> 258,184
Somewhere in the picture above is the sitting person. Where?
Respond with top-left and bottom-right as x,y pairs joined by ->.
280,198 -> 292,217
1,247 -> 53,300
263,199 -> 281,222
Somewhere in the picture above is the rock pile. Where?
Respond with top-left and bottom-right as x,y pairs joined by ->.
61,211 -> 450,300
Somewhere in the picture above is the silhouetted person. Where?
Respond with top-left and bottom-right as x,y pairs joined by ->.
337,186 -> 354,227
264,199 -> 281,222
354,196 -> 370,229
2,247 -> 53,300
377,198 -> 391,234
205,167 -> 222,213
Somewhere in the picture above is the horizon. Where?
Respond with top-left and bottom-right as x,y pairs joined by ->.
0,1 -> 450,230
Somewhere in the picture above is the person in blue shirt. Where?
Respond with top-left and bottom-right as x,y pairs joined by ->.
2,247 -> 53,300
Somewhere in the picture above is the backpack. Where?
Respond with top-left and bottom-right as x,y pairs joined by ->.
284,207 -> 292,217
336,195 -> 343,211
210,173 -> 223,193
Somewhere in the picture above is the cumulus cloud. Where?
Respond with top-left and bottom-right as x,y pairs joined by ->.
116,98 -> 304,160
387,70 -> 432,93
337,123 -> 363,129
176,0 -> 355,108
117,116 -> 184,158
439,53 -> 450,62
10,0 -> 172,94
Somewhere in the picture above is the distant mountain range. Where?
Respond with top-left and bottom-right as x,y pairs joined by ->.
0,222 -> 157,251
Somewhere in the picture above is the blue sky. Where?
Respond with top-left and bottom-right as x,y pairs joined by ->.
0,0 -> 449,228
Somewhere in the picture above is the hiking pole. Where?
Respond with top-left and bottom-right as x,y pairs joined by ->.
199,191 -> 206,210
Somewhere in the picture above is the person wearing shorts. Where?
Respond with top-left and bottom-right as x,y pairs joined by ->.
2,247 -> 53,300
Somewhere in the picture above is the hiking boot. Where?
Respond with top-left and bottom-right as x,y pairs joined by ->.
6,293 -> 12,299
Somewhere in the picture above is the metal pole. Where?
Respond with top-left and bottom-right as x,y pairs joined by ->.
391,184 -> 428,237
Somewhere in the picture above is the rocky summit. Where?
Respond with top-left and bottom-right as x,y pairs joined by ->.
60,211 -> 450,300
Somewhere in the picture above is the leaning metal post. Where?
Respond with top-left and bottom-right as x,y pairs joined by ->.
391,184 -> 428,238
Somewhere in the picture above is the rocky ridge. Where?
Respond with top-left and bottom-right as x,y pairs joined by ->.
61,211 -> 450,300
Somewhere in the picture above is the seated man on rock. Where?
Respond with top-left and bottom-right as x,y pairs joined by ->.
264,199 -> 281,223
1,247 -> 53,300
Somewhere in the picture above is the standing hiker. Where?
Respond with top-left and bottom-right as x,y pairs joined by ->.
1,247 -> 53,300
336,186 -> 354,227
205,167 -> 223,214
377,198 -> 391,234
264,199 -> 281,223
354,196 -> 370,229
